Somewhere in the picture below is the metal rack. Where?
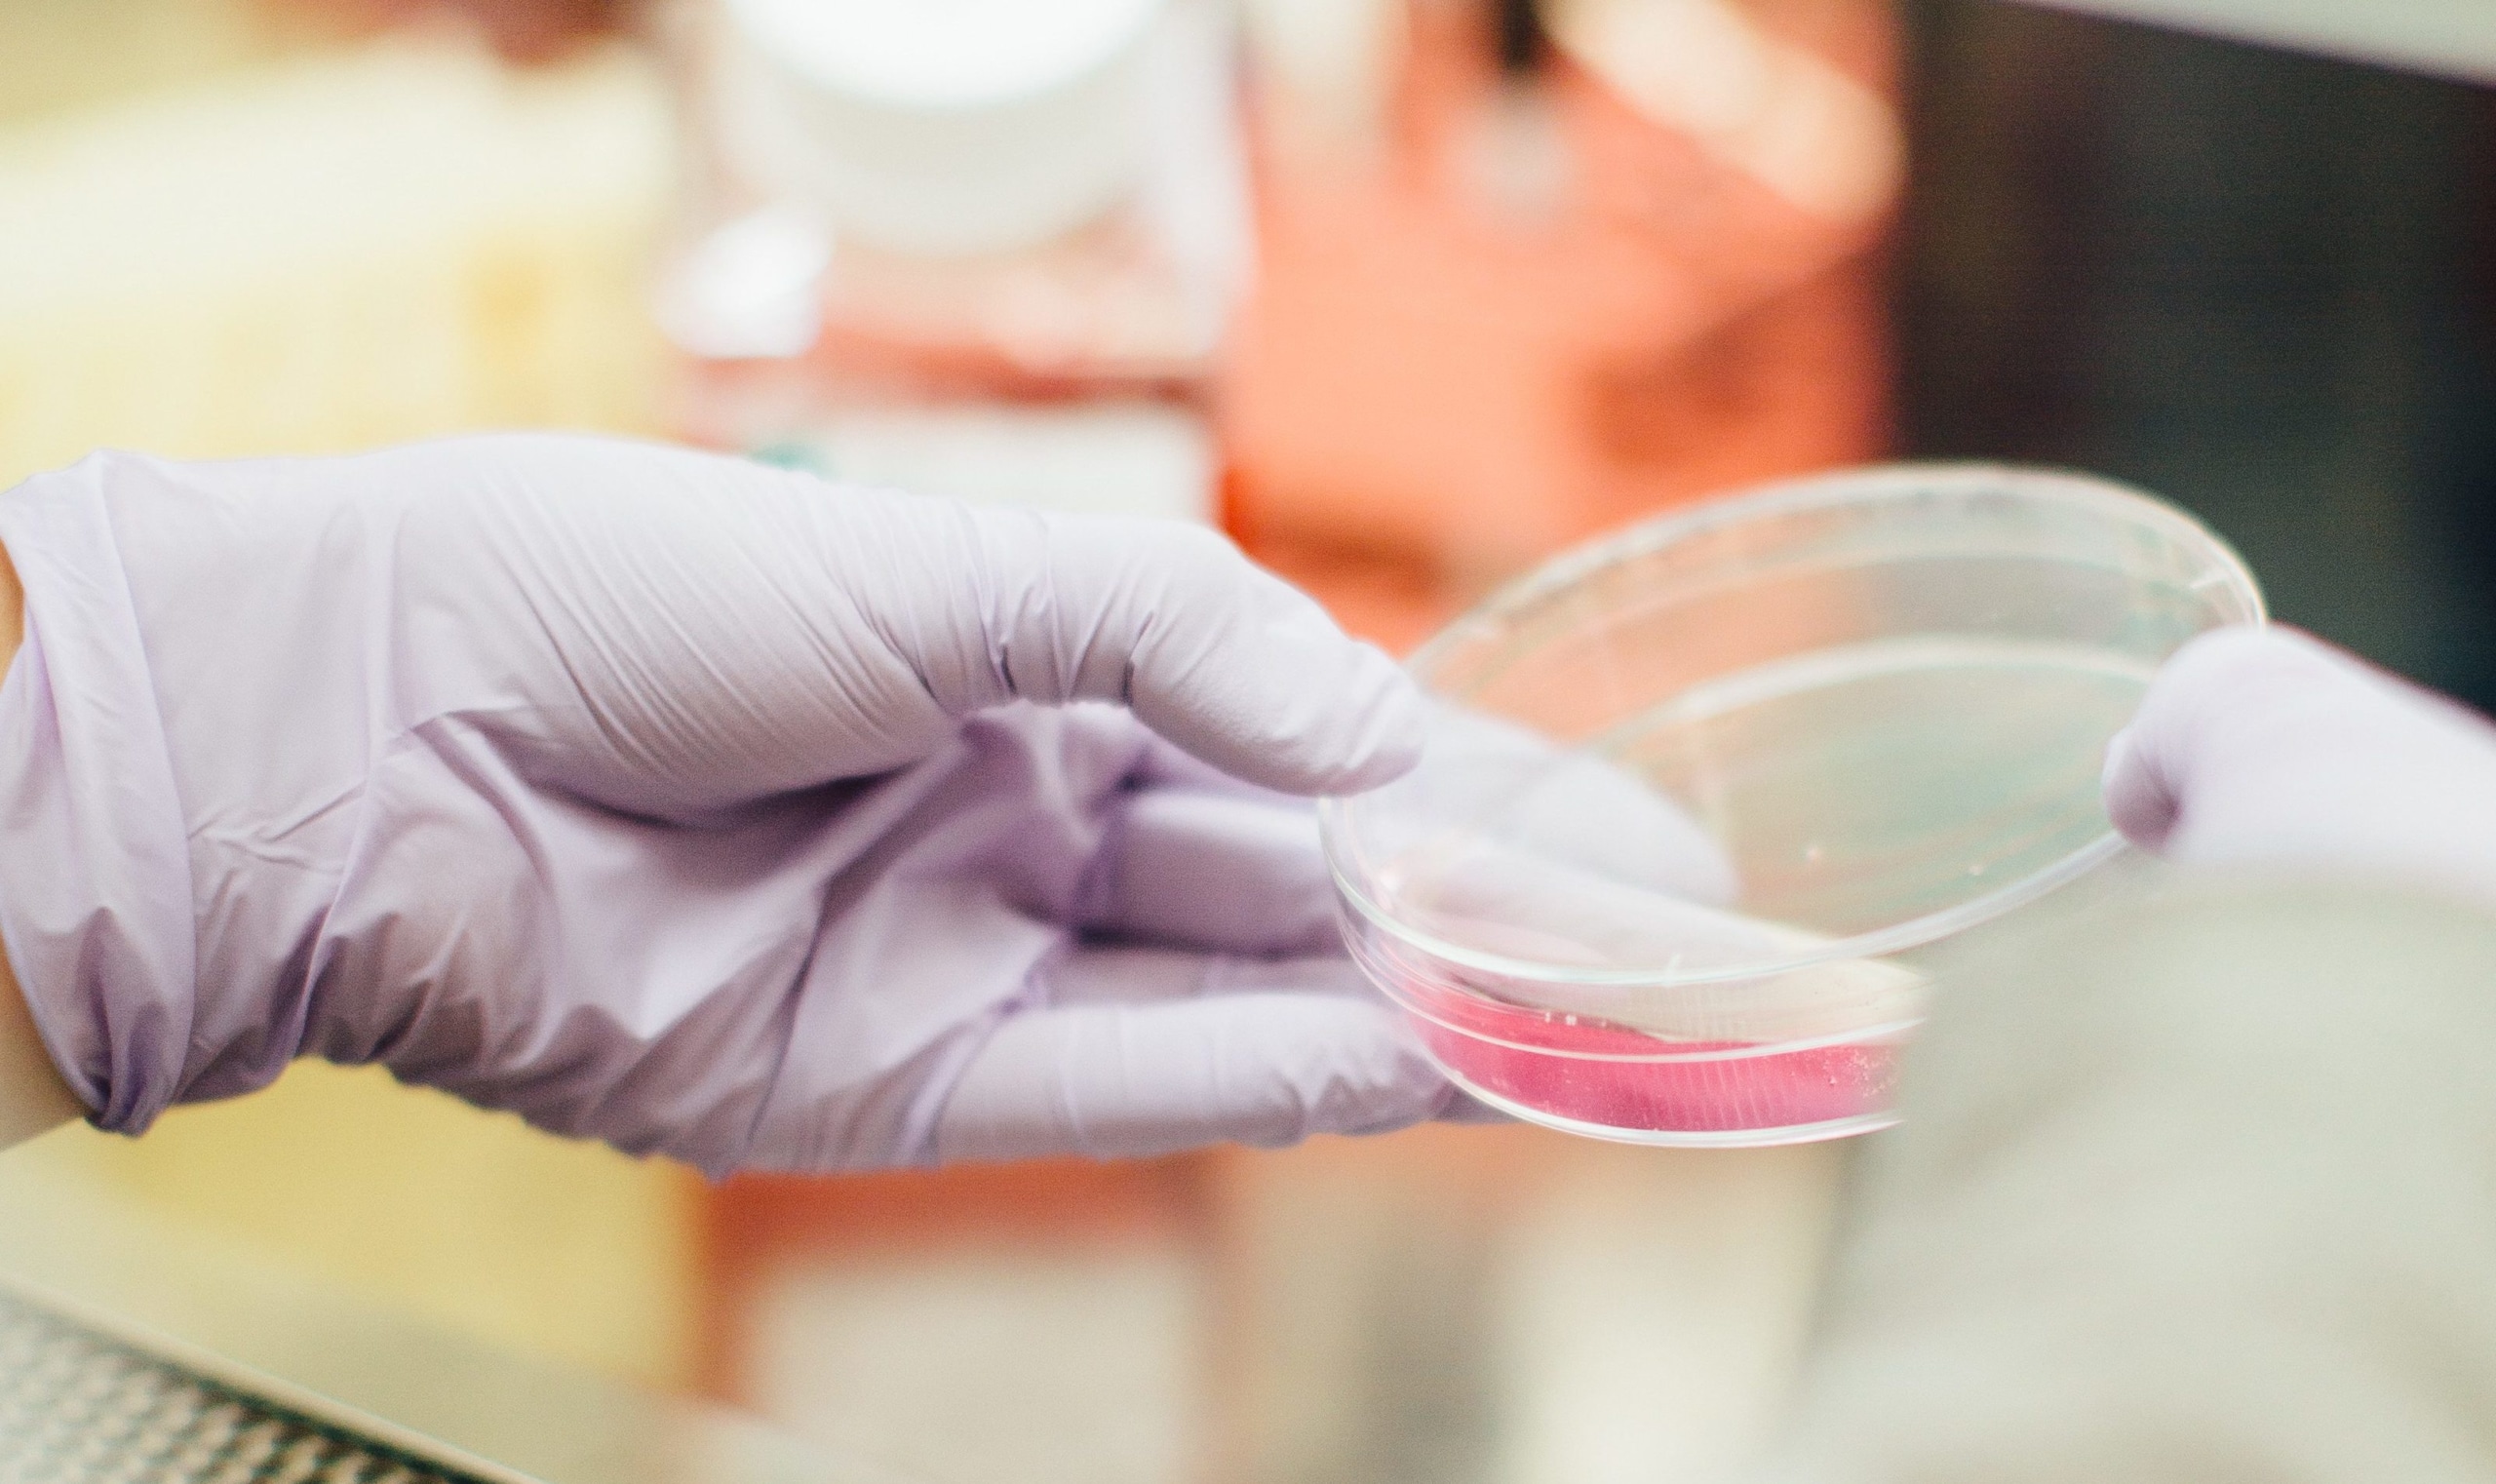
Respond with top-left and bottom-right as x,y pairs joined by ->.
0,1289 -> 485,1484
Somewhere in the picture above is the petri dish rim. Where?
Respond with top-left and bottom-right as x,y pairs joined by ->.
1320,461 -> 2264,990
1415,461 -> 2259,698
1426,1073 -> 1903,1147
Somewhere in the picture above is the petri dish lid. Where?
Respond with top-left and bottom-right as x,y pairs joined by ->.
1323,464 -> 2265,990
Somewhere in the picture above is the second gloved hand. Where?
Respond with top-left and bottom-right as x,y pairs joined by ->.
0,435 -> 1454,1175
2104,625 -> 2496,904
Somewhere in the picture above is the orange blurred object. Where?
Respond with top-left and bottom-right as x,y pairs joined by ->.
256,0 -> 634,61
696,1158 -> 1214,1404
1228,0 -> 1900,641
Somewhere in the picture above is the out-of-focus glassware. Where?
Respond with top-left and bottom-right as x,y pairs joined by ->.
1323,465 -> 2264,1145
655,0 -> 1249,522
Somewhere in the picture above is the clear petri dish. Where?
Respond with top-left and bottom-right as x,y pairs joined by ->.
1320,464 -> 2264,1146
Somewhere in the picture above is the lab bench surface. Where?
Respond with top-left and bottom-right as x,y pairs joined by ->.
0,1157 -> 916,1484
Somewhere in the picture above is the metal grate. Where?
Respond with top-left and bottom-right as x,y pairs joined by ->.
0,1290 -> 489,1484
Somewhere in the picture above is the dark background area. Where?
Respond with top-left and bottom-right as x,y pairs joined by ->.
1898,1 -> 2496,705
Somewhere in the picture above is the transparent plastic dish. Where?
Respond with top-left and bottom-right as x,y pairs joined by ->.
1321,464 -> 2264,1146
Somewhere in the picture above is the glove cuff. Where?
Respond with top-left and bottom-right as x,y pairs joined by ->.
0,460 -> 203,1135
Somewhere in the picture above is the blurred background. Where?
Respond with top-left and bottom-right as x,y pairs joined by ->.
0,2 -> 2487,1481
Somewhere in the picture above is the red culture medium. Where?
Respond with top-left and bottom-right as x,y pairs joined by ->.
1393,971 -> 1899,1135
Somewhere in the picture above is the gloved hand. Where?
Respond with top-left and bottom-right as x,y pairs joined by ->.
2105,625 -> 2496,904
0,434 -> 1459,1176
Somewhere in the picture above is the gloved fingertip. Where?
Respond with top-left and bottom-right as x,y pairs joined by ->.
1067,524 -> 1431,796
2105,625 -> 2307,855
1169,635 -> 1428,798
2100,722 -> 2176,850
2100,724 -> 2134,797
1310,648 -> 1429,793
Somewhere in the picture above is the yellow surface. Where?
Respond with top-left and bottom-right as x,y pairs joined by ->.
0,35 -> 674,488
0,0 -> 304,127
13,1070 -> 703,1390
0,11 -> 698,1391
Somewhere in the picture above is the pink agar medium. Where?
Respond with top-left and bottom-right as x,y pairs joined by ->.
1391,970 -> 1898,1135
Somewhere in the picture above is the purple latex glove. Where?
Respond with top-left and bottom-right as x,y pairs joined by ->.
0,435 -> 1459,1176
2105,625 -> 2496,904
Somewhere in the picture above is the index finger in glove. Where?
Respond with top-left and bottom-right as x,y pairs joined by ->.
388,436 -> 1422,806
860,495 -> 1424,798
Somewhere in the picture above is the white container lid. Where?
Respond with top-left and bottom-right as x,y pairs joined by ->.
722,0 -> 1169,256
